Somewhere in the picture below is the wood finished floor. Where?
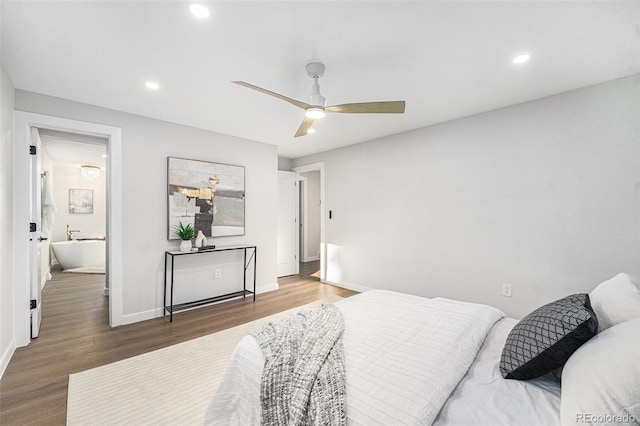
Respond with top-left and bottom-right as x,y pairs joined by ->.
0,261 -> 356,425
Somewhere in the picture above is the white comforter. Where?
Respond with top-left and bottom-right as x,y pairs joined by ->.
205,290 -> 504,425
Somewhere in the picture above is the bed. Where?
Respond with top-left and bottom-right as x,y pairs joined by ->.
205,274 -> 640,426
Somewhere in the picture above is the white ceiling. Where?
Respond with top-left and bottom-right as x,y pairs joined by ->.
3,1 -> 638,159
39,129 -> 107,169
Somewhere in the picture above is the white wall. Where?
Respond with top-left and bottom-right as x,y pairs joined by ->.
278,157 -> 292,171
293,75 -> 640,319
49,164 -> 107,244
15,91 -> 279,322
0,64 -> 16,376
300,171 -> 321,261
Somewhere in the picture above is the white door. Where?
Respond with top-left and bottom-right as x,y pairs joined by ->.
277,171 -> 298,277
29,127 -> 43,338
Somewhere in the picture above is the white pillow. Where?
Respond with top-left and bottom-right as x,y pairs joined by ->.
560,319 -> 640,426
589,273 -> 640,332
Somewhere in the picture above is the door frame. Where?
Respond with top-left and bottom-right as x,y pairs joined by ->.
14,112 -> 123,347
297,176 -> 307,262
292,162 -> 325,281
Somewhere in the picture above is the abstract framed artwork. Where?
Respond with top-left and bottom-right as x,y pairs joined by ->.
69,189 -> 94,214
167,157 -> 245,240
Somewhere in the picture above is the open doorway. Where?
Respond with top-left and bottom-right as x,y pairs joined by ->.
292,162 -> 325,281
33,129 -> 108,337
14,111 -> 122,348
297,171 -> 321,263
39,129 -> 108,276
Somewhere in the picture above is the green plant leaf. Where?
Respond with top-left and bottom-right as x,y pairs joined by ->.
172,221 -> 196,240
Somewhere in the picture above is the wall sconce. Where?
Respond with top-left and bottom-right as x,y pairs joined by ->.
81,165 -> 101,180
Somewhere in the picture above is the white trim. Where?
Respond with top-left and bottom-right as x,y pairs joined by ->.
303,255 -> 320,262
322,279 -> 372,294
297,176 -> 308,262
0,338 -> 16,379
256,282 -> 279,294
13,112 -> 123,347
120,282 -> 280,324
120,308 -> 164,325
292,162 -> 325,281
14,115 -> 30,347
294,178 -> 300,275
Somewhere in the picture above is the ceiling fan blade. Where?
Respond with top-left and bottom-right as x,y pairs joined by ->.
325,101 -> 405,114
232,81 -> 311,110
294,116 -> 315,138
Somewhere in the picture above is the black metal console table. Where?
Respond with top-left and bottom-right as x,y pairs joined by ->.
164,245 -> 257,322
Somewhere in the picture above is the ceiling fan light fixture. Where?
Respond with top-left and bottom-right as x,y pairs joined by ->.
305,107 -> 325,119
306,128 -> 316,134
81,165 -> 101,180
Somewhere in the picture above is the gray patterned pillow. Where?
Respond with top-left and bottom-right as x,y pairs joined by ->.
500,293 -> 598,380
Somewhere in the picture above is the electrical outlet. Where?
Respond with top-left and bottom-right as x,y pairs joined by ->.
502,284 -> 512,298
214,269 -> 222,279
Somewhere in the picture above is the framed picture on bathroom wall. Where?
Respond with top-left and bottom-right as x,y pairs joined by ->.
69,189 -> 94,214
167,157 -> 245,240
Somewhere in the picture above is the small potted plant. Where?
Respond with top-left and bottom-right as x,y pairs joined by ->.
173,222 -> 196,252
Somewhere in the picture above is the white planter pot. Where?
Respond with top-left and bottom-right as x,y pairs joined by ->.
179,239 -> 192,253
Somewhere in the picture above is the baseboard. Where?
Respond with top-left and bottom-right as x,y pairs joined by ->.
0,338 -> 16,380
256,282 -> 279,294
322,279 -> 372,294
120,308 -> 165,325
302,256 -> 320,262
119,283 -> 280,325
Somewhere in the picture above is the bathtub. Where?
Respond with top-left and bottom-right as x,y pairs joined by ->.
51,240 -> 106,271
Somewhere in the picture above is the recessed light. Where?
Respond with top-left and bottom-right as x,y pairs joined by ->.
512,54 -> 530,64
307,129 -> 316,134
190,3 -> 210,18
145,81 -> 159,90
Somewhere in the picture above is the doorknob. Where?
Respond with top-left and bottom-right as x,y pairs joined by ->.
38,237 -> 48,242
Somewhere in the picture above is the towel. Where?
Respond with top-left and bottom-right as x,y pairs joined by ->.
41,172 -> 56,235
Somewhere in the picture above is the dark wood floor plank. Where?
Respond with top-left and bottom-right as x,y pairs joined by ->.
0,261 -> 355,425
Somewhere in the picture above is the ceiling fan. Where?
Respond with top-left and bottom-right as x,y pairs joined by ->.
232,62 -> 406,137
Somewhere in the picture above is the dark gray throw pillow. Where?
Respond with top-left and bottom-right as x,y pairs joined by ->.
499,293 -> 598,380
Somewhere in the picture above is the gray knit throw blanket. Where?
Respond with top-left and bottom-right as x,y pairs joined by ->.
251,303 -> 347,426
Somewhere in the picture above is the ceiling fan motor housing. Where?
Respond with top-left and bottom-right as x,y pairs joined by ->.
309,80 -> 326,107
306,62 -> 327,107
305,62 -> 325,78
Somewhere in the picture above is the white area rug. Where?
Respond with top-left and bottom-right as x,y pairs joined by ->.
67,296 -> 343,425
63,264 -> 106,274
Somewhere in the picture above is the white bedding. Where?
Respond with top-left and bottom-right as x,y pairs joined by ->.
433,316 -> 561,426
205,290 -> 507,425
